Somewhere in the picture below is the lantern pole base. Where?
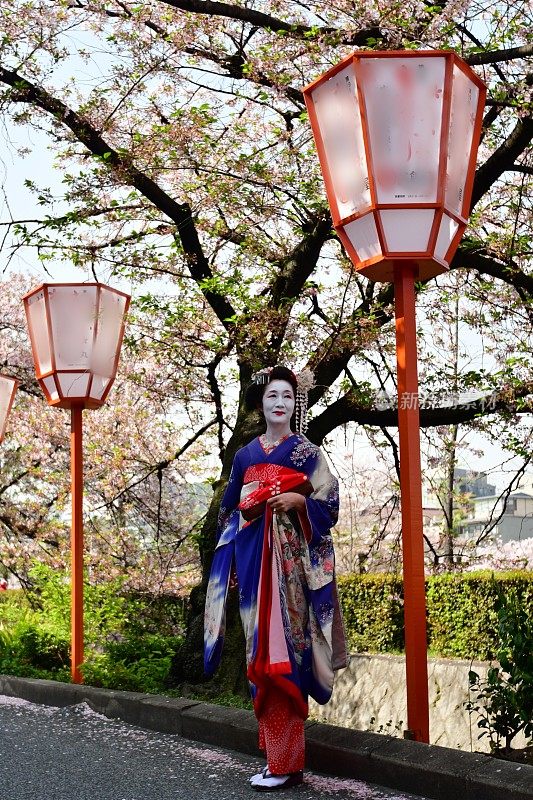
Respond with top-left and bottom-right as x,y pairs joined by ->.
394,261 -> 429,744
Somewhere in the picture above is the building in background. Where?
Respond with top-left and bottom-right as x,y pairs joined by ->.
453,468 -> 496,498
459,490 -> 533,543
424,468 -> 533,544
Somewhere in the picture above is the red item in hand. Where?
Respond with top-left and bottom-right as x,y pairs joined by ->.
238,468 -> 313,521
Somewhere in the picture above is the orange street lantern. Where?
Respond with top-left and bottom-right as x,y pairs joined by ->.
0,374 -> 19,443
23,281 -> 130,684
304,51 -> 486,745
303,50 -> 486,282
23,283 -> 130,409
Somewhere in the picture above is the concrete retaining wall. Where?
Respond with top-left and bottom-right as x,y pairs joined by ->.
310,653 -> 528,752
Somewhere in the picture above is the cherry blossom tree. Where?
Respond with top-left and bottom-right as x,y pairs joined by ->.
0,274 -> 210,594
0,0 -> 531,687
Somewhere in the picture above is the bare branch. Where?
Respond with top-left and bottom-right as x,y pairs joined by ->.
451,244 -> 533,298
91,416 -> 218,511
307,282 -> 395,409
475,456 -> 532,544
509,164 -> 533,176
206,355 -> 227,464
472,116 -> 533,210
155,0 -> 382,46
465,44 -> 533,66
307,383 -> 533,445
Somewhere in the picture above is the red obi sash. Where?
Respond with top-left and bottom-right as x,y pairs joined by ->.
238,465 -> 313,521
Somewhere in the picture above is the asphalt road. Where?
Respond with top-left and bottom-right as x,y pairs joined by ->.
0,694 -> 431,800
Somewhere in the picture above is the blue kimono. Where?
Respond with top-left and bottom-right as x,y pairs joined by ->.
204,434 -> 347,718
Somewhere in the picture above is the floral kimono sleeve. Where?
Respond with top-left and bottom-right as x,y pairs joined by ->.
303,449 -> 339,548
291,441 -> 348,690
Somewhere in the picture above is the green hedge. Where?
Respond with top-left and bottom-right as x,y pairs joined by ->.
337,573 -> 405,654
2,569 -> 532,687
338,571 -> 533,660
0,566 -> 183,691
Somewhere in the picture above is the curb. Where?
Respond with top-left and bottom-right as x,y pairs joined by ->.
0,675 -> 531,800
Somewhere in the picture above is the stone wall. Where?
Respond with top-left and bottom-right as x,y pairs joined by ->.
309,653 -> 527,752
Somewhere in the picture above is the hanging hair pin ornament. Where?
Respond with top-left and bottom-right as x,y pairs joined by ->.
295,368 -> 314,435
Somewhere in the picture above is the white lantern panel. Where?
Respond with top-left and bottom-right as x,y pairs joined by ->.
91,288 -> 128,379
342,213 -> 381,262
0,377 -> 16,435
49,286 -> 98,370
310,63 -> 371,219
434,214 -> 459,261
359,56 -> 445,204
445,65 -> 480,216
89,375 -> 110,401
57,372 -> 90,398
42,375 -> 59,402
380,209 -> 434,252
26,290 -> 52,374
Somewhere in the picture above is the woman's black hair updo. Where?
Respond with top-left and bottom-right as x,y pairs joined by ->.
244,366 -> 298,411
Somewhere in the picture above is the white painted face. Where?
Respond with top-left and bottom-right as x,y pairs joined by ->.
262,379 -> 295,427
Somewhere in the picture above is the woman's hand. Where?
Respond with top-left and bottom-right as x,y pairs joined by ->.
267,491 -> 306,514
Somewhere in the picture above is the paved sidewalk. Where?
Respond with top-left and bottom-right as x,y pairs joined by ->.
0,694 -> 426,800
0,675 -> 531,800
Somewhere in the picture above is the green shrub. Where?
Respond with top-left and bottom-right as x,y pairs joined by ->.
16,625 -> 70,671
0,567 -> 184,691
426,572 -> 533,660
104,632 -> 182,664
1,565 -> 531,695
467,586 -> 533,751
81,634 -> 181,693
80,652 -> 172,693
337,574 -> 405,653
0,621 -> 70,680
0,589 -> 31,623
26,563 -> 130,644
426,572 -> 501,659
121,593 -> 187,637
338,571 -> 533,659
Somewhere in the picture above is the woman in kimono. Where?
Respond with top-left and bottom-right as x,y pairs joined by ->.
204,366 -> 347,791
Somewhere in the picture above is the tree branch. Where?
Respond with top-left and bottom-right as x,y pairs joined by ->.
509,164 -> 533,176
183,45 -> 306,106
206,356 -> 226,464
91,416 -> 218,511
307,282 -> 395,408
307,383 -> 533,445
157,0 -> 382,46
472,115 -> 533,210
474,455 -> 532,545
450,244 -> 533,297
465,44 -> 533,66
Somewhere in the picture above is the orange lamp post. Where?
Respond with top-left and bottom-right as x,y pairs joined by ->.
303,51 -> 486,742
0,374 -> 19,443
23,283 -> 130,683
